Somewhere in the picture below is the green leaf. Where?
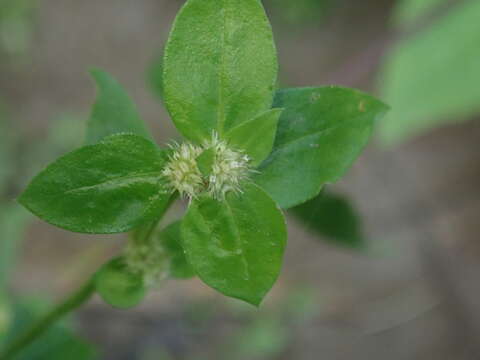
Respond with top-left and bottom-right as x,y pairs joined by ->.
379,0 -> 480,144
19,134 -> 172,234
196,147 -> 216,177
95,257 -> 146,309
393,0 -> 448,28
225,109 -> 282,167
163,0 -> 278,143
255,87 -> 388,209
85,69 -> 152,145
182,183 -> 286,306
148,50 -> 165,102
290,191 -> 365,250
158,221 -> 195,279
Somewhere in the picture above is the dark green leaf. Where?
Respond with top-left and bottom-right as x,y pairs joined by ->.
182,183 -> 286,306
159,221 -> 195,279
379,0 -> 480,144
255,87 -> 388,209
225,109 -> 282,167
148,50 -> 165,102
19,134 -> 172,234
291,191 -> 365,249
163,0 -> 278,142
95,257 -> 146,309
85,69 -> 152,145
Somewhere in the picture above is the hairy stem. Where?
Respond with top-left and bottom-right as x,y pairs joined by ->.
0,278 -> 95,360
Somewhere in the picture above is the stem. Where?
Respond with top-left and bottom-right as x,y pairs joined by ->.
1,193 -> 179,359
0,278 -> 95,360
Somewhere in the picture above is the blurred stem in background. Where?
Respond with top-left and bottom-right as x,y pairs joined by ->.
0,279 -> 95,360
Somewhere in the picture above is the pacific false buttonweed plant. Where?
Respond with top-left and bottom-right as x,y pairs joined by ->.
1,0 -> 388,357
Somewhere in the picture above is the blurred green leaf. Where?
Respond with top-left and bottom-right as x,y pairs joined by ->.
255,87 -> 388,209
265,0 -> 332,28
230,317 -> 287,360
0,204 -> 30,290
19,134 -> 171,234
86,69 -> 152,145
95,257 -> 146,309
0,299 -> 98,360
291,191 -> 365,250
163,0 -> 278,143
379,0 -> 480,144
393,0 -> 448,27
182,183 -> 286,306
0,0 -> 36,55
148,50 -> 164,103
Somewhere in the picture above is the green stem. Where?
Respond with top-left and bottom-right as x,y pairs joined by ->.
1,194 -> 179,359
0,278 -> 95,360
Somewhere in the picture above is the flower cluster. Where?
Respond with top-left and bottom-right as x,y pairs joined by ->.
162,134 -> 251,199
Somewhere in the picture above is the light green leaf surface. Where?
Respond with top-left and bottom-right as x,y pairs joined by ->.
393,0 -> 448,27
95,257 -> 146,309
163,0 -> 278,142
86,69 -> 152,145
182,183 -> 286,306
225,109 -> 282,167
379,0 -> 480,144
255,87 -> 388,209
159,221 -> 195,279
291,191 -> 365,250
19,134 -> 171,234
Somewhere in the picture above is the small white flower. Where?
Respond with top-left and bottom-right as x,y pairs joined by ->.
162,133 -> 251,200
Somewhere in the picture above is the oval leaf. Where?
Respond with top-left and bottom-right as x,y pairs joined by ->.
19,134 -> 172,234
95,257 -> 146,309
380,0 -> 480,144
159,221 -> 195,279
163,0 -> 278,142
255,87 -> 388,209
225,109 -> 282,167
182,183 -> 286,306
86,69 -> 152,144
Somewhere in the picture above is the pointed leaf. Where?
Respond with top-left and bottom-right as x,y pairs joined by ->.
86,69 -> 152,144
291,191 -> 365,250
19,134 -> 171,234
225,109 -> 282,167
163,0 -> 278,142
255,87 -> 388,209
182,183 -> 286,306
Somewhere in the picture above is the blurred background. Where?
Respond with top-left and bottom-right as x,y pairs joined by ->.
1,0 -> 480,359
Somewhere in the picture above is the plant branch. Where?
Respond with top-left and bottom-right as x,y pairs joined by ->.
0,278 -> 95,360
